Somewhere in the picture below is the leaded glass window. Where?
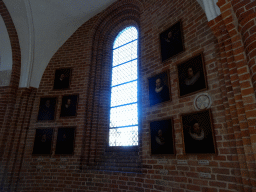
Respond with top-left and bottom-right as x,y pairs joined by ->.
109,26 -> 138,147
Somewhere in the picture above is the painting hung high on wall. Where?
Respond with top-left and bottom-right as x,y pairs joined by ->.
177,53 -> 208,97
60,95 -> 78,117
32,128 -> 53,155
55,127 -> 75,155
160,20 -> 184,62
37,97 -> 56,121
181,109 -> 216,154
148,70 -> 171,106
150,118 -> 175,154
53,68 -> 71,90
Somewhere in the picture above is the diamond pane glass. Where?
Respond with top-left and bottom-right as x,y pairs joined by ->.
111,60 -> 137,86
109,126 -> 138,146
109,26 -> 138,147
110,104 -> 138,128
113,27 -> 138,49
112,41 -> 137,67
111,81 -> 137,107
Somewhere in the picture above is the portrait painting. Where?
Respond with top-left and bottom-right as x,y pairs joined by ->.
177,53 -> 208,97
150,118 -> 175,154
160,20 -> 184,62
53,68 -> 71,90
32,128 -> 53,155
181,109 -> 216,154
148,70 -> 171,106
55,127 -> 75,155
60,95 -> 78,117
37,97 -> 56,121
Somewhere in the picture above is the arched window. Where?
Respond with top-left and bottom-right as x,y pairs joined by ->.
109,26 -> 138,147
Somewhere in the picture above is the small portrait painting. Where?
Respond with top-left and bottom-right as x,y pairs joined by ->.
55,128 -> 75,155
148,71 -> 171,106
53,68 -> 71,90
160,20 -> 184,62
177,53 -> 207,97
37,98 -> 56,121
32,128 -> 53,155
60,95 -> 78,117
181,109 -> 216,154
150,118 -> 175,154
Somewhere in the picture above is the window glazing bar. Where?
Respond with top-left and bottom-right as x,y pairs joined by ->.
113,58 -> 137,68
113,39 -> 137,50
111,102 -> 137,109
111,79 -> 137,88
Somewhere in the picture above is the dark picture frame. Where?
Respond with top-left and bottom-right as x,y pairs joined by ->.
53,68 -> 71,90
181,109 -> 216,154
37,97 -> 57,121
148,70 -> 171,106
55,127 -> 75,155
60,95 -> 78,117
32,128 -> 53,155
160,20 -> 184,62
177,53 -> 208,97
150,118 -> 175,155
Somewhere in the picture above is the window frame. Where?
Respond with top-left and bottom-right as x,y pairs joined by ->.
106,25 -> 141,152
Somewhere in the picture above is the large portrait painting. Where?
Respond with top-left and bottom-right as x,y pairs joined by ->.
37,97 -> 56,121
160,20 -> 184,62
181,109 -> 216,154
177,53 -> 207,97
150,118 -> 175,154
53,68 -> 71,90
32,128 -> 53,155
148,70 -> 171,106
55,127 -> 75,155
60,95 -> 78,117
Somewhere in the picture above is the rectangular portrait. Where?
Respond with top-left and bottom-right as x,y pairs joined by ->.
150,118 -> 175,154
55,127 -> 75,155
148,70 -> 171,106
160,20 -> 184,62
177,53 -> 208,97
53,68 -> 71,90
32,128 -> 53,155
60,95 -> 78,117
37,97 -> 57,121
181,109 -> 216,154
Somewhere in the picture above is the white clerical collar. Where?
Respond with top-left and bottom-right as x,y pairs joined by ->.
155,86 -> 163,93
190,129 -> 204,140
185,71 -> 200,85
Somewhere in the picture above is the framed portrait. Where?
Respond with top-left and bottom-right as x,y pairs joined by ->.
150,118 -> 175,154
32,128 -> 53,155
177,53 -> 208,97
160,20 -> 184,62
181,109 -> 216,154
53,68 -> 71,90
148,70 -> 171,106
55,127 -> 75,155
37,97 -> 56,121
60,95 -> 78,117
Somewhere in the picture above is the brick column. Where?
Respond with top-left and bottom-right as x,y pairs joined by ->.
208,0 -> 256,190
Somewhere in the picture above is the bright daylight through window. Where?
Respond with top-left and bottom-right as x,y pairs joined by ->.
109,26 -> 138,147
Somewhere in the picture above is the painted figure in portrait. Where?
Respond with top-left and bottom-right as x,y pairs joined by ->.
148,71 -> 171,106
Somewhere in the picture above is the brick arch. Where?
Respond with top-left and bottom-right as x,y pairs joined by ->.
81,1 -> 141,168
0,0 -> 21,150
0,0 -> 22,189
0,0 -> 21,89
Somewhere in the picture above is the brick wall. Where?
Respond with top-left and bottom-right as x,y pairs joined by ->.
1,0 -> 256,191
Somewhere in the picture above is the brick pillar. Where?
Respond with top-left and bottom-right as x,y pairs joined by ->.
230,0 -> 256,94
208,0 -> 256,190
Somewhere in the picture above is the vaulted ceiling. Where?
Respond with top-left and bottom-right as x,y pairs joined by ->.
1,0 -> 220,88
